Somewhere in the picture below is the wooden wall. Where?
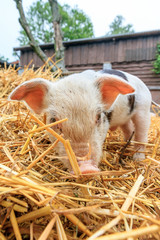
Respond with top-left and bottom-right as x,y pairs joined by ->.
20,48 -> 55,67
15,31 -> 160,102
64,35 -> 160,70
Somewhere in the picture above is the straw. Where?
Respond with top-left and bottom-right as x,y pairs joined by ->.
38,215 -> 57,240
0,63 -> 160,239
10,209 -> 22,240
93,225 -> 160,240
88,174 -> 144,239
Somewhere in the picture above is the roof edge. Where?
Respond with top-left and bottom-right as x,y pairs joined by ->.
14,29 -> 160,51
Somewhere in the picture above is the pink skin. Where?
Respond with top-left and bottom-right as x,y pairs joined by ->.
70,160 -> 100,174
78,160 -> 100,174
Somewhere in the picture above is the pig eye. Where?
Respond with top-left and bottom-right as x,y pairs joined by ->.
50,117 -> 57,123
49,117 -> 62,133
96,113 -> 101,124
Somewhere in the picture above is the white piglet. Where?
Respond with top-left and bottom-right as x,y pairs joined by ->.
9,70 -> 152,174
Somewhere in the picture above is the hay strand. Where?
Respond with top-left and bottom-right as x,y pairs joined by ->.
38,215 -> 57,240
88,174 -> 144,239
10,209 -> 22,240
20,124 -> 37,154
93,225 -> 160,240
56,214 -> 68,240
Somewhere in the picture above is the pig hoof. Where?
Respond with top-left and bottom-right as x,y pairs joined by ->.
79,163 -> 100,174
133,152 -> 145,161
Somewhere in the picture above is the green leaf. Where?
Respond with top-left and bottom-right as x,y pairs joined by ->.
106,15 -> 134,36
153,43 -> 160,74
18,1 -> 94,45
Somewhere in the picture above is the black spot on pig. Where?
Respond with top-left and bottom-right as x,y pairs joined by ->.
128,94 -> 135,113
104,111 -> 113,123
99,69 -> 128,81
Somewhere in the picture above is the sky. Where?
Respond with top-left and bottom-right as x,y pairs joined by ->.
0,0 -> 159,62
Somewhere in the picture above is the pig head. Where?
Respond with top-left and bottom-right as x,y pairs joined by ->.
9,70 -> 151,174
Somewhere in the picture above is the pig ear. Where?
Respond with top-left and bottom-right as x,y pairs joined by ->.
97,76 -> 135,109
9,79 -> 52,114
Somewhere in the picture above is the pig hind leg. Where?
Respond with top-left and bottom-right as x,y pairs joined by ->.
131,110 -> 151,161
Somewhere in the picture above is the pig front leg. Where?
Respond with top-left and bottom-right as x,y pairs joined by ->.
131,110 -> 151,161
120,120 -> 134,141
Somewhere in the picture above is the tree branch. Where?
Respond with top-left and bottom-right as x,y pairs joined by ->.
14,0 -> 55,70
49,0 -> 65,70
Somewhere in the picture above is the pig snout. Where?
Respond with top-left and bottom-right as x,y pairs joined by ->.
78,160 -> 100,174
71,143 -> 100,174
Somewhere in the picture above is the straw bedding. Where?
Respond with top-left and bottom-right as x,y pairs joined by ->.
0,62 -> 160,239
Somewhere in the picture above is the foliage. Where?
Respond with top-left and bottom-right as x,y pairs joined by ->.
106,15 -> 134,36
18,0 -> 94,46
18,1 -> 52,45
60,4 -> 94,41
0,55 -> 9,62
153,43 -> 160,74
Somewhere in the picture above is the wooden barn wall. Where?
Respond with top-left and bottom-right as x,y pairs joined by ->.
20,48 -> 55,67
65,35 -> 160,69
20,35 -> 160,69
19,35 -> 160,102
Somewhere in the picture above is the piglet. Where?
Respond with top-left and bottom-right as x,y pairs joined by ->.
9,69 -> 151,174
